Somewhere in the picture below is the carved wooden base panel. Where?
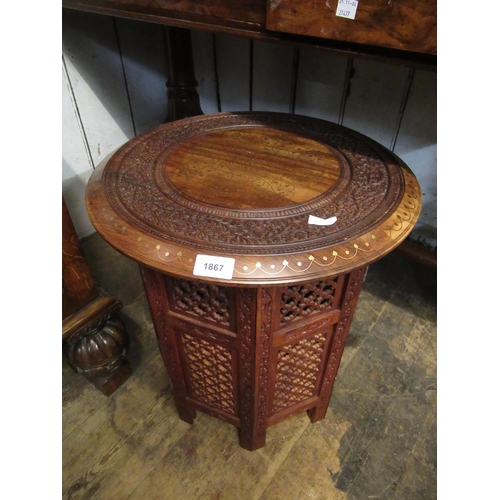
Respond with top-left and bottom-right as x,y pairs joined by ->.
141,265 -> 365,451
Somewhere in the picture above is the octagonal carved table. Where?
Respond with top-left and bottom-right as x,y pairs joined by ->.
86,112 -> 421,450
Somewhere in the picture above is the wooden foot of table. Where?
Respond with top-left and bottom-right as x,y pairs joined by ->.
63,294 -> 132,396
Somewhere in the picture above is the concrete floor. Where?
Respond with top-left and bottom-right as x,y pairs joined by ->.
62,233 -> 437,500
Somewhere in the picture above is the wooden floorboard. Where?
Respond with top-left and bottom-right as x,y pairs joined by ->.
62,233 -> 437,500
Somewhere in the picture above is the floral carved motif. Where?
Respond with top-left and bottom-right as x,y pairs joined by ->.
256,289 -> 273,438
236,288 -> 255,442
102,113 -> 405,254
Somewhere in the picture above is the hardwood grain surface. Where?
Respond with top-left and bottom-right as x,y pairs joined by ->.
266,0 -> 437,54
63,197 -> 100,320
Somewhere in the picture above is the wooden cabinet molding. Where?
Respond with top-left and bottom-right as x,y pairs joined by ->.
63,197 -> 132,395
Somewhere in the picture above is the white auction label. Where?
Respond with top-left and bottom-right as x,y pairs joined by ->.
193,254 -> 235,280
336,0 -> 358,19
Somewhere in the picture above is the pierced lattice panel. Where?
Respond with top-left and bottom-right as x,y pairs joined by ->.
169,277 -> 231,328
272,332 -> 327,414
280,278 -> 340,326
182,333 -> 235,414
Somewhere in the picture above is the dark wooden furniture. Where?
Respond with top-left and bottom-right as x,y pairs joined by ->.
63,197 -> 132,395
266,0 -> 436,54
85,112 -> 421,449
62,0 -> 436,69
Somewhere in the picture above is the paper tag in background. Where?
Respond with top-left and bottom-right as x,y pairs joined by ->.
193,254 -> 235,280
336,0 -> 359,19
308,215 -> 338,226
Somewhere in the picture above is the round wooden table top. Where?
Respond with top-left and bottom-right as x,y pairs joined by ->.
86,112 -> 422,285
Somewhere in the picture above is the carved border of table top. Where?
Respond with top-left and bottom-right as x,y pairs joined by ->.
86,113 -> 422,285
102,113 -> 404,253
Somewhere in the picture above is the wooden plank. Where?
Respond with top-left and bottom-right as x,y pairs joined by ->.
63,359 -> 190,499
62,353 -> 173,494
62,9 -> 134,167
191,29 -> 219,114
115,17 -> 169,134
62,63 -> 96,238
62,360 -> 103,440
62,63 -> 94,176
341,58 -> 410,149
294,48 -> 349,123
98,0 -> 267,25
215,34 -> 251,112
393,70 -> 437,248
252,40 -> 295,112
126,412 -> 311,499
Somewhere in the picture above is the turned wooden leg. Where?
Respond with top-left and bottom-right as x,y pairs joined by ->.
63,306 -> 132,396
164,26 -> 203,122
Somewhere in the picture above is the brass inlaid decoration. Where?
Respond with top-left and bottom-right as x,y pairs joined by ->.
87,112 -> 422,285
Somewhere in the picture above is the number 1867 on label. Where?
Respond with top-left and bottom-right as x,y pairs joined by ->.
205,262 -> 223,271
193,254 -> 235,280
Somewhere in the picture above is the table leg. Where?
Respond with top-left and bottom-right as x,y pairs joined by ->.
141,266 -> 197,424
236,288 -> 273,450
164,26 -> 203,122
307,266 -> 366,422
